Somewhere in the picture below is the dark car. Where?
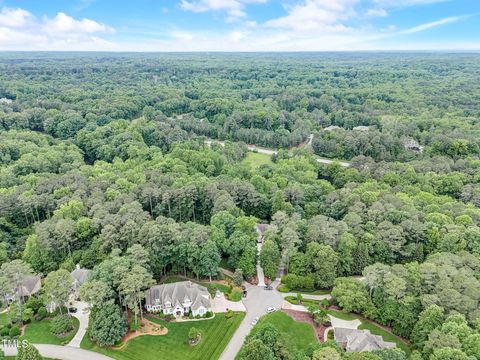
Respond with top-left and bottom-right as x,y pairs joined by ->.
68,307 -> 78,313
264,285 -> 273,290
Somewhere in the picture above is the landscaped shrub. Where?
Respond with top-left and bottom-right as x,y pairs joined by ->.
36,307 -> 48,320
0,326 -> 10,337
225,310 -> 234,319
25,296 -> 44,314
281,274 -> 315,291
50,314 -> 74,336
9,325 -> 20,338
205,311 -> 213,318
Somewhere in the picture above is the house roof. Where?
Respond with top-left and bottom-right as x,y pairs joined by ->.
353,126 -> 370,131
334,327 -> 396,353
17,275 -> 41,297
324,125 -> 341,131
145,281 -> 211,311
256,224 -> 270,233
71,268 -> 91,286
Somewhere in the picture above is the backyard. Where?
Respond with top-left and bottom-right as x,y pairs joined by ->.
81,312 -> 245,360
250,311 -> 317,353
21,317 -> 80,345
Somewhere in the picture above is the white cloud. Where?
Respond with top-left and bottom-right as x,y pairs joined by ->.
0,7 -> 115,50
0,7 -> 33,27
180,0 -> 266,18
366,8 -> 388,17
373,0 -> 450,7
400,16 -> 463,34
264,0 -> 359,32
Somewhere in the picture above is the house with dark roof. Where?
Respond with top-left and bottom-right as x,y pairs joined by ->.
145,281 -> 212,317
334,327 -> 396,352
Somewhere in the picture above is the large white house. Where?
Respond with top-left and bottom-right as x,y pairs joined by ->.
144,281 -> 212,317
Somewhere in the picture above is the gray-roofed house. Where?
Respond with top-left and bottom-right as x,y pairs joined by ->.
334,327 -> 396,353
71,264 -> 91,299
353,126 -> 370,131
403,138 -> 424,153
324,125 -> 342,131
145,281 -> 212,317
17,275 -> 42,298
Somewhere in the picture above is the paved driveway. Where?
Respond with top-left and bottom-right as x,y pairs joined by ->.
256,242 -> 266,287
328,314 -> 361,329
68,301 -> 90,348
280,292 -> 332,301
219,282 -> 283,360
1,344 -> 112,360
212,292 -> 246,312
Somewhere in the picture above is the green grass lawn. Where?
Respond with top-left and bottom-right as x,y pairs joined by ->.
251,311 -> 317,353
21,317 -> 80,345
0,311 -> 8,326
241,152 -> 273,169
284,296 -> 319,306
81,312 -> 245,360
326,310 -> 410,354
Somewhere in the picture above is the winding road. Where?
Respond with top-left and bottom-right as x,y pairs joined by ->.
205,137 -> 351,167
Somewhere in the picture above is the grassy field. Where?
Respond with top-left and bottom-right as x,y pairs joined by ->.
81,312 -> 245,360
0,311 -> 8,326
21,317 -> 80,345
250,311 -> 317,353
326,310 -> 410,354
241,152 -> 273,169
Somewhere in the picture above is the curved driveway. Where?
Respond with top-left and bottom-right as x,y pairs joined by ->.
219,281 -> 283,360
205,139 -> 351,167
1,344 -> 113,360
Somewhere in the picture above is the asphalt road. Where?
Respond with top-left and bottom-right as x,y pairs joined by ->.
219,281 -> 283,360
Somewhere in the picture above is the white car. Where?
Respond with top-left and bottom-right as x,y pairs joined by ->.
266,307 -> 276,313
251,318 -> 258,326
216,292 -> 221,298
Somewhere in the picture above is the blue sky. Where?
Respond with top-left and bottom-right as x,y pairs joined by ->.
0,0 -> 478,51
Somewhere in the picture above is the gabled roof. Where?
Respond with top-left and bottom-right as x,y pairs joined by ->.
334,327 -> 396,352
17,275 -> 41,297
71,268 -> 91,286
145,281 -> 211,311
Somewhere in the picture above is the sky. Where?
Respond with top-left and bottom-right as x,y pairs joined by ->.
0,0 -> 479,51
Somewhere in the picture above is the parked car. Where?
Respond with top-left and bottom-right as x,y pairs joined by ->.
216,291 -> 221,298
68,307 -> 78,313
251,316 -> 259,326
266,307 -> 276,313
264,285 -> 273,290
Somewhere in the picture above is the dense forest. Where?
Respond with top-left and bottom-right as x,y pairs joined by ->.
1,53 -> 480,360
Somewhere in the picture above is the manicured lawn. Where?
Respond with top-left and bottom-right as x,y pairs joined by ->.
81,312 -> 245,360
241,152 -> 273,169
21,317 -> 80,345
326,310 -> 410,354
285,296 -> 319,306
251,311 -> 317,353
0,311 -> 8,326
